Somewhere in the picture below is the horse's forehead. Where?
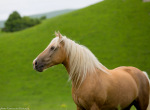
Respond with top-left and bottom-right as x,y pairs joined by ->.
48,37 -> 59,47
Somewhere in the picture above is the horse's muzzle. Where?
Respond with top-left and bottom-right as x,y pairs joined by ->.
33,59 -> 44,72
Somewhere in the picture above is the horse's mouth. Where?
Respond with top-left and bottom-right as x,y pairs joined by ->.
36,68 -> 43,72
34,65 -> 44,72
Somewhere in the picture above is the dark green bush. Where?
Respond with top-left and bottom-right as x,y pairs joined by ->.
2,11 -> 41,32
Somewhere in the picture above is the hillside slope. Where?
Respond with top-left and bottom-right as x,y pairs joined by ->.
0,0 -> 150,110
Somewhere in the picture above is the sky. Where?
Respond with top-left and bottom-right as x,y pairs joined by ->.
0,0 -> 103,21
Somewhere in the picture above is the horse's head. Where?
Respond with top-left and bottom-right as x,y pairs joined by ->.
33,32 -> 66,72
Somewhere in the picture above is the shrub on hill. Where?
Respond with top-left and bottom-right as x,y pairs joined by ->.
2,11 -> 42,32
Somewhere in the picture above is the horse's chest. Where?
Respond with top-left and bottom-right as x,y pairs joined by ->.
72,92 -> 80,106
72,87 -> 106,109
72,92 -> 90,109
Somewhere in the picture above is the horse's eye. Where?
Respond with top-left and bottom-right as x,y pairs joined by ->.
51,46 -> 55,50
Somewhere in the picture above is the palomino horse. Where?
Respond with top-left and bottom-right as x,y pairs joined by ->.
33,32 -> 150,110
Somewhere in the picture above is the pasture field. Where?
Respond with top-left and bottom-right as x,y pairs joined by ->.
0,0 -> 150,109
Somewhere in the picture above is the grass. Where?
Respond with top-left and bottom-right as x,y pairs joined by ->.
0,0 -> 150,109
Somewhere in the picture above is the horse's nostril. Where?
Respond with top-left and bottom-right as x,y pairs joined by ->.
35,61 -> 37,66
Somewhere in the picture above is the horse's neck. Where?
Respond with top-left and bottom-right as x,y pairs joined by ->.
62,57 -> 81,87
62,57 -> 70,74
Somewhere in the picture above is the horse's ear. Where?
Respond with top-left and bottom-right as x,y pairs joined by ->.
55,31 -> 58,37
58,31 -> 62,39
55,31 -> 62,39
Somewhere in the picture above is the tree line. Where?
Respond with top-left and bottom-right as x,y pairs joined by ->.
2,11 -> 46,32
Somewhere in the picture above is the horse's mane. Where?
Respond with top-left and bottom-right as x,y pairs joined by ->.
60,36 -> 108,86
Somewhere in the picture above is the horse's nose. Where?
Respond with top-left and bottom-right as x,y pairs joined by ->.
33,59 -> 44,72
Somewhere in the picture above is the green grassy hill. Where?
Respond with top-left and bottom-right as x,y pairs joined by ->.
0,0 -> 150,110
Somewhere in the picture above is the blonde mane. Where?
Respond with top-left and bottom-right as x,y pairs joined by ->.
59,36 -> 108,86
